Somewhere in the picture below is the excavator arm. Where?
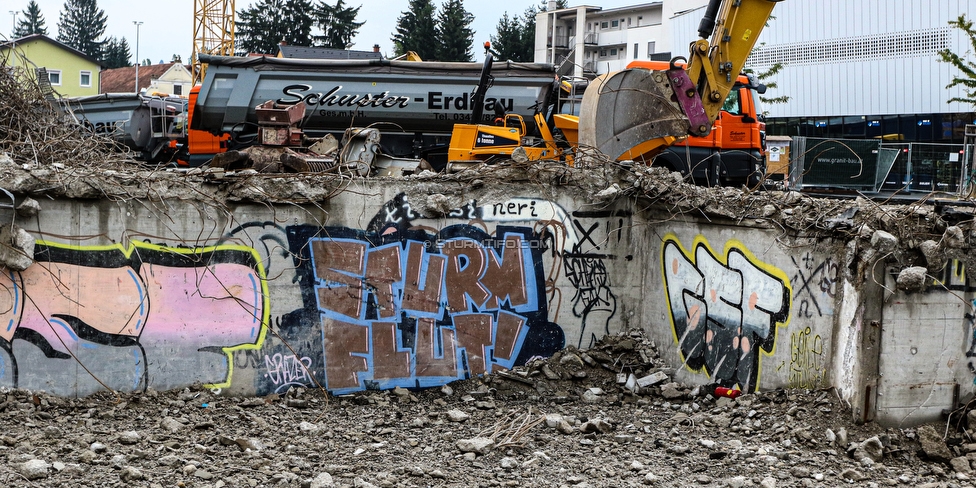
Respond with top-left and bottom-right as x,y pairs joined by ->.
578,0 -> 782,161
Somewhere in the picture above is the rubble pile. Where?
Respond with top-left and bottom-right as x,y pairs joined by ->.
0,55 -> 129,169
0,332 -> 968,487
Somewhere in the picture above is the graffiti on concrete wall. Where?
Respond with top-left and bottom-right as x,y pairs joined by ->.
563,210 -> 630,349
661,234 -> 791,392
791,252 -> 839,319
285,195 -> 578,394
789,326 -> 827,389
0,241 -> 268,396
932,259 -> 970,291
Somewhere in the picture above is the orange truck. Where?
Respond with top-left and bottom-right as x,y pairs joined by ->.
627,60 -> 768,187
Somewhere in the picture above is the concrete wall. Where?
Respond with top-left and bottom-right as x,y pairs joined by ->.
2,175 -> 973,426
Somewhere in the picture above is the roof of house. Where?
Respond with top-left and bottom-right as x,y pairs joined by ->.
0,34 -> 104,67
100,63 -> 188,93
278,45 -> 382,60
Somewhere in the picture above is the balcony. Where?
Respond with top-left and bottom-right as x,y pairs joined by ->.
583,32 -> 599,45
551,35 -> 570,49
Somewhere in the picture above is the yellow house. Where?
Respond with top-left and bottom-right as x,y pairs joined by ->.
0,34 -> 103,97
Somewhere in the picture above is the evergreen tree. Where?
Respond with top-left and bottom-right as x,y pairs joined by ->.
938,14 -> 976,107
391,0 -> 437,60
490,12 -> 525,61
13,0 -> 49,38
101,36 -> 132,69
282,0 -> 315,46
236,0 -> 315,56
435,0 -> 474,62
314,0 -> 365,49
56,0 -> 107,59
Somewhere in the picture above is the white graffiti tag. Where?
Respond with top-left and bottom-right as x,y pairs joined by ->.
662,237 -> 791,391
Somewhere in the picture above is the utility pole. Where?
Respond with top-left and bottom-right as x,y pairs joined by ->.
9,11 -> 16,50
133,21 -> 143,93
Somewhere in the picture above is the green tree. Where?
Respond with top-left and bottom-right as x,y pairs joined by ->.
435,0 -> 474,62
314,0 -> 365,49
490,12 -> 525,61
938,14 -> 976,106
13,0 -> 49,37
237,0 -> 315,55
391,0 -> 437,59
283,0 -> 315,46
519,1 -> 565,62
57,0 -> 108,59
754,63 -> 790,107
101,36 -> 131,69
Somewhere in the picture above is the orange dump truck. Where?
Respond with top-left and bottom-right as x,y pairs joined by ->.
627,60 -> 768,187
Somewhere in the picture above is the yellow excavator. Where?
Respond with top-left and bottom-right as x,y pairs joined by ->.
447,0 -> 783,167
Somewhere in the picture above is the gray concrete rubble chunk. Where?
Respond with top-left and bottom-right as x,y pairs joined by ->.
119,466 -> 144,481
511,146 -> 529,163
456,437 -> 494,454
595,183 -> 621,199
580,418 -> 613,434
310,472 -> 335,487
870,229 -> 898,254
854,436 -> 884,463
0,224 -> 34,271
636,371 -> 669,387
917,425 -> 954,463
896,266 -> 929,293
20,459 -> 51,480
918,240 -> 945,271
840,468 -> 866,481
15,197 -> 40,217
951,456 -> 973,474
160,417 -> 184,433
446,409 -> 470,422
945,226 -> 967,248
118,431 -> 141,445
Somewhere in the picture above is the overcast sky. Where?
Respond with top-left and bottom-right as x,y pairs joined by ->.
4,1 -> 636,65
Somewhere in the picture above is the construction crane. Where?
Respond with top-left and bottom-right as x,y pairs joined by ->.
191,0 -> 235,85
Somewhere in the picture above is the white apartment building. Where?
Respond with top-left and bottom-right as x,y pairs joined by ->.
534,1 -> 708,78
670,0 -> 975,144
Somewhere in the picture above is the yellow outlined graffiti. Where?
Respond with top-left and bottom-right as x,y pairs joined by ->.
0,239 -> 269,393
660,233 -> 792,391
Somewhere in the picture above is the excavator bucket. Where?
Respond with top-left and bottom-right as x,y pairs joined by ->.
578,68 -> 701,162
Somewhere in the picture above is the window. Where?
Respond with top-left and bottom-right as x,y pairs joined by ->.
611,20 -> 619,28
610,48 -> 617,56
634,43 -> 639,59
647,42 -> 656,59
48,70 -> 61,85
79,70 -> 91,87
173,84 -> 183,96
600,49 -> 607,57
721,89 -> 742,115
601,21 -> 608,29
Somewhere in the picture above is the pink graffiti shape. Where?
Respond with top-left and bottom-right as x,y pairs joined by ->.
687,304 -> 702,331
137,263 -> 263,349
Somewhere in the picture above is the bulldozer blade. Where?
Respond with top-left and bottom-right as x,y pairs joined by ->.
578,68 -> 692,162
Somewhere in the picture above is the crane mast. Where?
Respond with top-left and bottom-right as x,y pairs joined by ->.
192,0 -> 236,85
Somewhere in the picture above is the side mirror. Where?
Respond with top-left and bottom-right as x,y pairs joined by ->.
746,73 -> 767,94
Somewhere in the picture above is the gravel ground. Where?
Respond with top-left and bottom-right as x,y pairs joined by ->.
0,331 -> 969,488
